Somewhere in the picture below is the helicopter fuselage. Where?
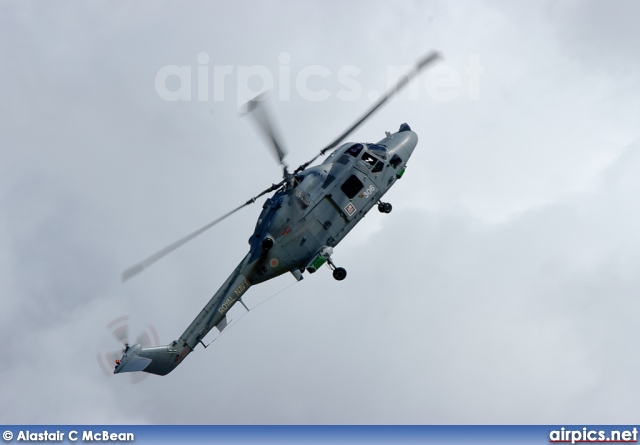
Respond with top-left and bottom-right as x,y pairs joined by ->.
248,125 -> 418,284
115,125 -> 418,376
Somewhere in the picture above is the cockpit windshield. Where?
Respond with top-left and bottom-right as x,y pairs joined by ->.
367,144 -> 387,160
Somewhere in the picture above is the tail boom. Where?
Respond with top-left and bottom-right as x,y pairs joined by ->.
114,254 -> 253,376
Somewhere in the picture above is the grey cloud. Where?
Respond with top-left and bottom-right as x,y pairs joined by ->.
1,0 -> 638,424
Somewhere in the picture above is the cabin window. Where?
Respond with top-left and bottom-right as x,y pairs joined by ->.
346,143 -> 364,157
322,174 -> 336,189
341,175 -> 364,199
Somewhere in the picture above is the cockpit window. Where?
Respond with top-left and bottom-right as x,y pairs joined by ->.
372,161 -> 384,173
367,144 -> 387,160
360,152 -> 378,168
390,154 -> 402,168
346,143 -> 364,157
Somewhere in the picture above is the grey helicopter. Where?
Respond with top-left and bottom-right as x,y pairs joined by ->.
115,52 -> 441,376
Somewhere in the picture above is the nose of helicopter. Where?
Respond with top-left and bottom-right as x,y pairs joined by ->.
386,126 -> 418,163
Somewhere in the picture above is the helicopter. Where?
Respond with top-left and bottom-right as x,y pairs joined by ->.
114,51 -> 441,376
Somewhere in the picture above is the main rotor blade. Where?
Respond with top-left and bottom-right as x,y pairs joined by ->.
244,93 -> 288,169
121,180 -> 285,282
295,51 -> 442,173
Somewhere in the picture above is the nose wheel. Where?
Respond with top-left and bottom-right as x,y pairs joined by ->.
327,258 -> 347,281
332,267 -> 347,281
378,201 -> 392,214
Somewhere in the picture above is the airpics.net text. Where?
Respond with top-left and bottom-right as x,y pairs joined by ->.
154,52 -> 484,106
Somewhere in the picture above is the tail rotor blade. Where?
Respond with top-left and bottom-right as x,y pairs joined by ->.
107,315 -> 130,344
136,332 -> 150,348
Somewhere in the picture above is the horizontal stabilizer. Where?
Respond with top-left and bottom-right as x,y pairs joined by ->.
114,342 -> 192,376
116,354 -> 152,373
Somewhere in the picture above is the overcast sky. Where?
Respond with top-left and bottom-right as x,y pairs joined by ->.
1,0 -> 639,424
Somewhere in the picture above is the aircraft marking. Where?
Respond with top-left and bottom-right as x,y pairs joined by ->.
344,202 -> 356,216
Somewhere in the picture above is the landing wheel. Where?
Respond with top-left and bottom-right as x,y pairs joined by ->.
332,267 -> 347,281
378,202 -> 392,214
